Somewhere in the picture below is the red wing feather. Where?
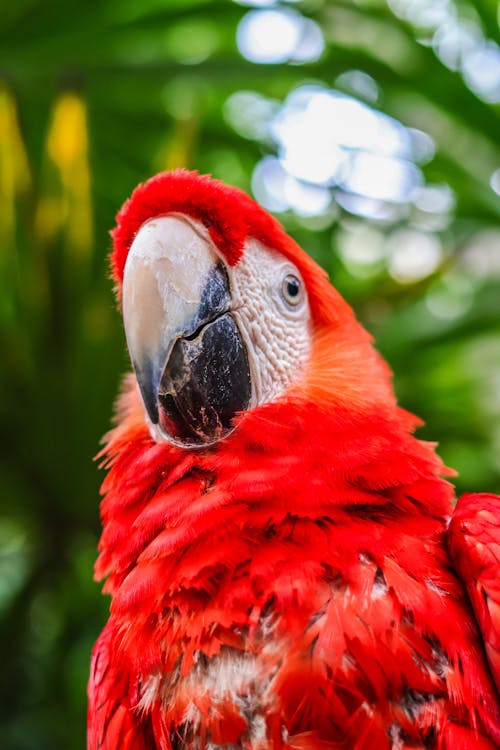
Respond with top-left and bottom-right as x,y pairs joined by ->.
88,622 -> 155,750
448,492 -> 500,695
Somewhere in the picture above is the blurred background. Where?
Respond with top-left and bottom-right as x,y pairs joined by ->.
0,0 -> 499,747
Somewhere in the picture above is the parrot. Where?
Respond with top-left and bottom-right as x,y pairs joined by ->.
88,169 -> 500,750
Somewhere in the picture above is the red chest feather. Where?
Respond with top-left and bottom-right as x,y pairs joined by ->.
89,380 -> 500,750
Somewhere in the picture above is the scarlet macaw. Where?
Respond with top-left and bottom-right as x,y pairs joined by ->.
88,169 -> 500,750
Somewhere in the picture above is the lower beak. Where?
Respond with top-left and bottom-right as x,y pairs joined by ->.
122,215 -> 251,448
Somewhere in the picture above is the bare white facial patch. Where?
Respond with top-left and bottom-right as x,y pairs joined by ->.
229,239 -> 312,407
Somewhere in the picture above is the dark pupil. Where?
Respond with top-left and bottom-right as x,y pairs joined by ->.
287,278 -> 299,297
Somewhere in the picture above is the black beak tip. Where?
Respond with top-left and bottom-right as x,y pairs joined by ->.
134,358 -> 160,425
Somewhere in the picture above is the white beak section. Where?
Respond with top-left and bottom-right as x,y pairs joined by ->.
122,214 -> 221,425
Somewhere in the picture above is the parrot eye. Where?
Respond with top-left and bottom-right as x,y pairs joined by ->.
281,274 -> 303,307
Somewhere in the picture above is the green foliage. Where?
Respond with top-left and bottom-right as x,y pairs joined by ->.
0,1 -> 499,747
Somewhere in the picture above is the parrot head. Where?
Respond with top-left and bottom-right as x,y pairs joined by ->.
112,169 -> 396,448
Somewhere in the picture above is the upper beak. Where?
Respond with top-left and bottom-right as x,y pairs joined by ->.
122,215 -> 251,447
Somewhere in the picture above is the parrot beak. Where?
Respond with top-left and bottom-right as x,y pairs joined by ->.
122,215 -> 251,448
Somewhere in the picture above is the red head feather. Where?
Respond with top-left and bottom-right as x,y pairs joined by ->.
111,169 -> 352,327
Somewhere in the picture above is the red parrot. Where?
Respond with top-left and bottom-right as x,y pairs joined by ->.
88,169 -> 500,750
